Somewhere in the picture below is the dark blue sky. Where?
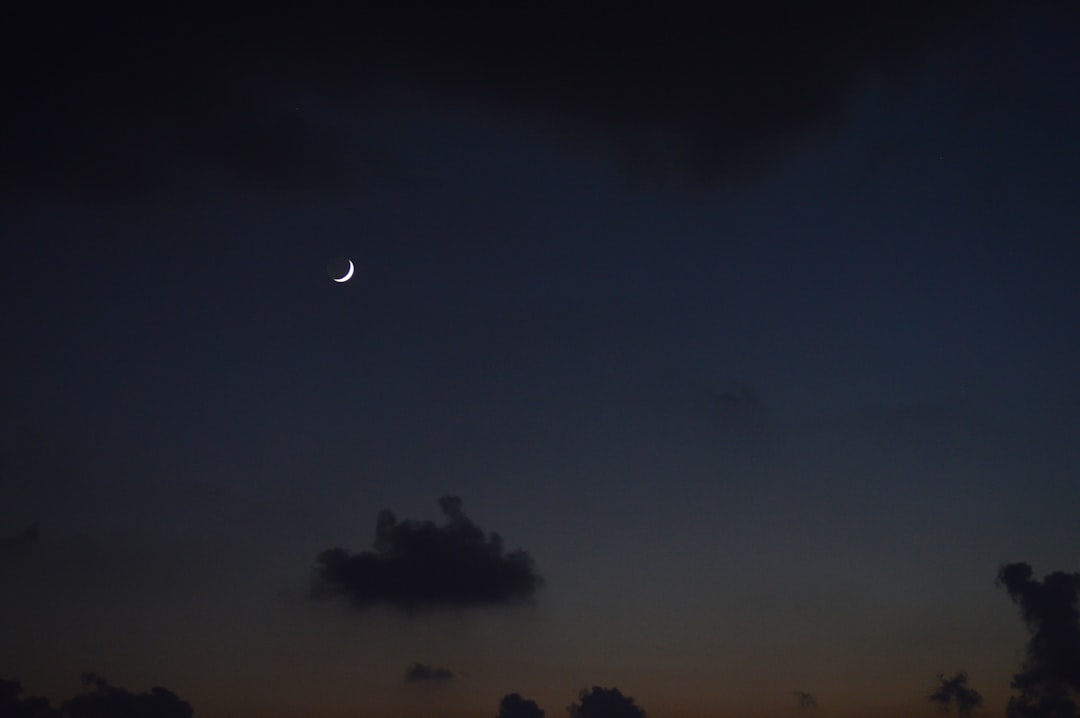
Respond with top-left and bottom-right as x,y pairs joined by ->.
2,5 -> 1079,718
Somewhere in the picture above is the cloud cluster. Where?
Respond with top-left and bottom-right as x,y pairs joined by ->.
997,562 -> 1080,718
568,686 -> 647,718
63,673 -> 193,718
2,4 -> 1024,194
404,663 -> 455,683
312,496 -> 542,612
0,677 -> 54,718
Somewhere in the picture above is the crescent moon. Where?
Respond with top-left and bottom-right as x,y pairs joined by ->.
333,259 -> 354,283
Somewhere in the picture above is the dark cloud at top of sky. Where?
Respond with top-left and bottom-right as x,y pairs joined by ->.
497,692 -> 546,718
404,663 -> 455,683
1,6 -> 365,198
1,2 -> 1026,196
568,686 -> 647,718
793,691 -> 819,710
996,563 -> 1080,718
311,496 -> 542,613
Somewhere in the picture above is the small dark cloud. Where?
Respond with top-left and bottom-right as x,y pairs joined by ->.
311,496 -> 543,612
929,672 -> 982,718
996,562 -> 1080,718
567,686 -> 646,718
497,692 -> 546,718
404,663 -> 455,683
1,4 -> 1028,196
0,521 -> 40,551
710,384 -> 763,416
793,691 -> 818,710
705,384 -> 770,443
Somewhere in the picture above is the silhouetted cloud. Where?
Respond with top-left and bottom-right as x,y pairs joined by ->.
997,562 -> 1080,718
793,691 -> 818,710
0,677 -> 55,718
1,4 -> 1026,195
929,672 -> 982,718
567,686 -> 646,718
311,496 -> 542,612
61,673 -> 193,718
404,663 -> 455,683
497,692 -> 546,718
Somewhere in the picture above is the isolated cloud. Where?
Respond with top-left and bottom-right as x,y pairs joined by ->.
793,691 -> 818,710
497,692 -> 546,718
567,686 -> 646,718
311,496 -> 542,612
711,384 -> 763,415
929,672 -> 982,718
404,663 -> 455,683
996,562 -> 1080,718
1,3 -> 1026,194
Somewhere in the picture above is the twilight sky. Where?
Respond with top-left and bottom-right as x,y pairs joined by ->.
2,4 -> 1079,718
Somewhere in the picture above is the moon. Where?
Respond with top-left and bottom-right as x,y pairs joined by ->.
331,259 -> 354,283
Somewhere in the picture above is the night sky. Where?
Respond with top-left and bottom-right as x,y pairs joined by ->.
3,4 -> 1080,718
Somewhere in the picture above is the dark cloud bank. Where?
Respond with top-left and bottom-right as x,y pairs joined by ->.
997,562 -> 1080,718
311,496 -> 542,612
0,673 -> 192,718
4,564 -> 1079,718
2,3 -> 1027,194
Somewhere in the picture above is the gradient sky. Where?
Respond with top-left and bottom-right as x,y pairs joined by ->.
2,4 -> 1079,718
